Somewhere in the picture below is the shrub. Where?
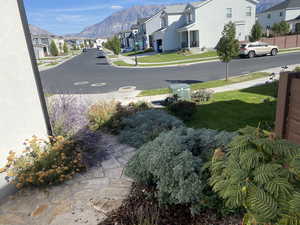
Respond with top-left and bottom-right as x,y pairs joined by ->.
0,136 -> 85,188
191,89 -> 214,103
167,101 -> 197,121
294,67 -> 300,72
104,102 -> 150,134
125,127 -> 236,214
210,126 -> 300,225
162,94 -> 179,106
88,101 -> 118,131
48,95 -> 89,137
50,40 -> 59,56
119,110 -> 183,148
88,101 -> 150,134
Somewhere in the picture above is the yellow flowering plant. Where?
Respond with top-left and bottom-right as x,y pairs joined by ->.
0,136 -> 85,189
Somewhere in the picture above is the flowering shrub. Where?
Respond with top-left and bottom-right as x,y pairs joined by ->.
48,95 -> 89,137
0,136 -> 85,188
88,101 -> 118,131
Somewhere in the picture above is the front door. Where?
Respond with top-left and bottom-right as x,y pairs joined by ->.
157,39 -> 163,52
236,24 -> 246,41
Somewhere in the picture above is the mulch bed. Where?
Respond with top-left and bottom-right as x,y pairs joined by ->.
99,184 -> 243,225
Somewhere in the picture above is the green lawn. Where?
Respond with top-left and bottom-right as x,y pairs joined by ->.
45,62 -> 59,67
138,51 -> 218,63
185,82 -> 277,132
139,72 -> 270,96
113,60 -> 132,66
122,49 -> 155,57
280,48 -> 300,53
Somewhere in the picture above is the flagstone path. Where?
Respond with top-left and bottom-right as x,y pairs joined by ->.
0,134 -> 136,225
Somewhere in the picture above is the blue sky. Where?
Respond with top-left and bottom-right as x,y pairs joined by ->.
24,0 -> 189,35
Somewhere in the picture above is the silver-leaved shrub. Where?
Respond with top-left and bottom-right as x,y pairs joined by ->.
125,127 -> 236,215
119,109 -> 184,148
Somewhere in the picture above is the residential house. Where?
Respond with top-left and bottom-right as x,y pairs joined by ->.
257,0 -> 300,31
31,34 -> 51,59
96,38 -> 107,48
136,10 -> 163,50
287,15 -> 300,33
119,25 -> 139,50
153,4 -> 187,52
153,0 -> 257,53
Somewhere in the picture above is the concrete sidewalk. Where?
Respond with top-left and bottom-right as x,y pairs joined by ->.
49,64 -> 299,106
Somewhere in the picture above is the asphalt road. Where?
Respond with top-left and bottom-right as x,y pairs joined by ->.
41,49 -> 300,94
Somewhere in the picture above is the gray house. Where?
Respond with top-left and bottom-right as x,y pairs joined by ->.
257,0 -> 300,31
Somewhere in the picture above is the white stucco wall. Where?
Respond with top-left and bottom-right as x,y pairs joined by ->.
196,0 -> 257,49
145,11 -> 163,48
0,0 -> 49,198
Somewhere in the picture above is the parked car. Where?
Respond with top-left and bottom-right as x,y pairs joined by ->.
240,42 -> 279,58
97,50 -> 105,58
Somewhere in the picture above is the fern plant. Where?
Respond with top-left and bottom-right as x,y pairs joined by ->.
210,126 -> 300,225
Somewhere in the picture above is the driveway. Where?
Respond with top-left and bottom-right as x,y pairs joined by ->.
41,49 -> 300,94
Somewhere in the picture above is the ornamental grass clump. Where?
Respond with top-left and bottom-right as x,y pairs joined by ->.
210,126 -> 300,225
125,127 -> 236,214
119,109 -> 184,148
0,136 -> 85,189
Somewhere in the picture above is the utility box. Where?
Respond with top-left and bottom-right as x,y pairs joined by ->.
169,83 -> 191,101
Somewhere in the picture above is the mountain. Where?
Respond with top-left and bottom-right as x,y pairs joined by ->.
29,24 -> 53,36
78,5 -> 164,38
77,0 -> 285,38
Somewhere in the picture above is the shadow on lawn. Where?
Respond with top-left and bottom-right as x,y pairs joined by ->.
240,81 -> 278,97
187,99 -> 277,132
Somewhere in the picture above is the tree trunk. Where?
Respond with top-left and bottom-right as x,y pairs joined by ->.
226,62 -> 229,81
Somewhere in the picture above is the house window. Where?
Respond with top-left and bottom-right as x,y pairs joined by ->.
226,8 -> 232,18
246,7 -> 252,16
267,14 -> 271,19
280,11 -> 283,17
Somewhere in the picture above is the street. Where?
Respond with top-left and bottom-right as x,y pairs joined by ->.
41,49 -> 300,94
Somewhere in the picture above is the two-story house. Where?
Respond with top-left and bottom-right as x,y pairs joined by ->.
136,10 -> 163,50
177,0 -> 258,52
153,4 -> 187,52
31,34 -> 51,59
257,0 -> 300,31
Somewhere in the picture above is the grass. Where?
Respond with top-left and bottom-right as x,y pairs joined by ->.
122,49 -> 155,57
280,48 -> 300,53
139,72 -> 270,97
108,55 -> 118,58
114,60 -> 132,66
185,82 -> 277,131
45,62 -> 59,67
138,51 -> 218,63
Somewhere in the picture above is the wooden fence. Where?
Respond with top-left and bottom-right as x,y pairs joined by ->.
261,35 -> 300,49
275,72 -> 300,145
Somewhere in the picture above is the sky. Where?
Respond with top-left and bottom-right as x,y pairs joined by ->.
24,0 -> 190,35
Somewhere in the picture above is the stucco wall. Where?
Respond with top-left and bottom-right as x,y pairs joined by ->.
0,0 -> 49,198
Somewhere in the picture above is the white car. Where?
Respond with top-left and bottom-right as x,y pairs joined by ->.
240,42 -> 279,58
97,51 -> 105,58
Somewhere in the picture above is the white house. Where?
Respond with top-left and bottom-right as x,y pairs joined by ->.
153,4 -> 187,52
153,0 -> 257,53
31,34 -> 51,59
136,10 -> 163,50
257,0 -> 300,31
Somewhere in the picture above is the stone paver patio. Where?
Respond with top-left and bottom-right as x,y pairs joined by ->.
0,134 -> 136,225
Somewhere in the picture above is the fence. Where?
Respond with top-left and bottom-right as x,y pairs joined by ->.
275,72 -> 300,145
261,35 -> 300,49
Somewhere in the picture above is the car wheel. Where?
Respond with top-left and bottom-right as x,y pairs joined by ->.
271,49 -> 278,56
248,51 -> 255,58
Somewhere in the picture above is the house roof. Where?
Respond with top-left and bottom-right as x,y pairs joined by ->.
189,0 -> 258,9
137,17 -> 151,25
263,0 -> 300,13
163,4 -> 187,14
287,14 -> 300,22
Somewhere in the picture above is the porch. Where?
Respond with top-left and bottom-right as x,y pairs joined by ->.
179,30 -> 199,49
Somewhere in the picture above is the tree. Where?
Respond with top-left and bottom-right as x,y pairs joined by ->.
272,21 -> 290,36
216,22 -> 240,81
50,40 -> 59,56
89,40 -> 94,48
249,22 -> 263,42
104,36 -> 121,55
63,42 -> 69,54
80,43 -> 84,49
